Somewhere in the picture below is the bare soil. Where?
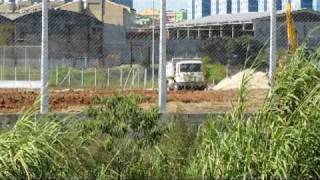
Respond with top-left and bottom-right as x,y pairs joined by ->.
0,89 -> 268,114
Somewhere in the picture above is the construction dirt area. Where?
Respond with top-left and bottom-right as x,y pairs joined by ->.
0,88 -> 268,114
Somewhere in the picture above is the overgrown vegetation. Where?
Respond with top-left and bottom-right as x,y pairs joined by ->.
0,46 -> 320,179
200,36 -> 266,66
190,46 -> 320,178
201,56 -> 227,83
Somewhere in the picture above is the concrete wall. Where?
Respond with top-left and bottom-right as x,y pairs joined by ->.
57,1 -> 83,13
9,10 -> 103,64
85,0 -> 134,27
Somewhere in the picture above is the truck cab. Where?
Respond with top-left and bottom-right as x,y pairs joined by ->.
166,58 -> 206,91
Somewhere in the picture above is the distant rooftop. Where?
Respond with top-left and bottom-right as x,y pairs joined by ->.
170,9 -> 320,27
0,13 -> 28,20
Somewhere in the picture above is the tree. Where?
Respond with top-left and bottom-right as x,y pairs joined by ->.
200,36 -> 265,66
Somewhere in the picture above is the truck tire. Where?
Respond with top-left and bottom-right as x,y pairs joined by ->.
174,83 -> 180,91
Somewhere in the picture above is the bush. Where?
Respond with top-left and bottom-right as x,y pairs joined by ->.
189,46 -> 320,179
2,46 -> 320,179
200,36 -> 265,66
202,56 -> 226,83
79,95 -> 165,179
83,95 -> 163,146
0,95 -> 165,179
144,121 -> 198,179
0,112 -> 85,179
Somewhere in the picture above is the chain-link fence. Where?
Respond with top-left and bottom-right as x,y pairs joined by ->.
0,46 -> 41,81
0,1 -> 320,91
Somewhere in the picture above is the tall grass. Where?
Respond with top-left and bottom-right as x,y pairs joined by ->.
189,46 -> 320,178
0,95 -> 165,179
0,107 -> 85,179
0,46 -> 319,179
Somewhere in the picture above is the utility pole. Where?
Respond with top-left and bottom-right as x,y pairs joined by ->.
41,0 -> 49,113
152,0 -> 155,90
269,0 -> 277,89
130,41 -> 134,67
159,0 -> 166,114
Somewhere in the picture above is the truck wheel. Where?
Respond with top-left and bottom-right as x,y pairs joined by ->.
174,84 -> 179,91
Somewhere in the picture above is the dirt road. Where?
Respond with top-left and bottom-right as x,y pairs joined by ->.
0,89 -> 268,114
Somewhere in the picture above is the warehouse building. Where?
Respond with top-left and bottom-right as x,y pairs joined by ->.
168,9 -> 320,48
0,9 -> 103,67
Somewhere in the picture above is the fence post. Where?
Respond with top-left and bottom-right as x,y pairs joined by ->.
2,47 -> 5,80
40,0 -> 49,113
137,69 -> 140,88
1,47 -> 3,80
269,0 -> 277,89
107,68 -> 110,87
81,68 -> 84,87
144,68 -> 147,89
94,68 -> 97,87
84,56 -> 88,68
24,47 -> 27,80
152,0 -> 155,90
55,66 -> 58,86
68,67 -> 71,87
131,68 -> 135,88
14,65 -> 17,81
159,0 -> 167,113
120,66 -> 123,87
28,60 -> 31,81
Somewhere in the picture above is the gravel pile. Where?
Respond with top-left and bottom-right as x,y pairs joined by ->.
212,69 -> 270,90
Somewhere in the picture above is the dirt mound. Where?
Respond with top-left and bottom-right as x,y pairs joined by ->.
0,89 -> 268,113
212,69 -> 270,90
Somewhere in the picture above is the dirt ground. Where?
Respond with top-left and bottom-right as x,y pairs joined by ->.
0,89 -> 268,114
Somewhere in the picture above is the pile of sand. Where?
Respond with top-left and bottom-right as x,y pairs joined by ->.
212,69 -> 270,90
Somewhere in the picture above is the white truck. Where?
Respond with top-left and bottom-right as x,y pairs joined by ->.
166,58 -> 206,91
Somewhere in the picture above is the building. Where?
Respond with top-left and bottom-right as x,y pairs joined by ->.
188,0 -> 195,19
195,0 -> 211,19
139,8 -> 160,20
138,8 -> 185,24
58,0 -> 136,65
166,10 -> 176,24
0,9 -> 103,67
166,9 -> 320,58
314,0 -> 320,11
134,15 -> 152,26
0,15 -> 14,46
211,0 -> 318,15
188,0 -> 212,20
0,0 -> 137,66
176,9 -> 187,22
110,0 -> 133,8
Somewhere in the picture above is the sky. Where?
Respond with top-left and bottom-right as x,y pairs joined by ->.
133,0 -> 187,12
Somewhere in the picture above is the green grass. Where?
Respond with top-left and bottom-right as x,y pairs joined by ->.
201,56 -> 227,84
0,66 -> 40,81
188,46 -> 320,179
0,46 -> 320,179
0,65 -> 157,89
207,63 -> 227,84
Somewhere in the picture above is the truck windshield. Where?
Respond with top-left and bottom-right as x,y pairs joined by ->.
180,63 -> 201,72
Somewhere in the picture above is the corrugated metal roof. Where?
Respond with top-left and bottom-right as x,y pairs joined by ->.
170,9 -> 320,27
174,12 -> 269,27
0,13 -> 29,20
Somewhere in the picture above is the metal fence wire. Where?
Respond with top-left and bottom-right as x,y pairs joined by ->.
0,0 -> 320,90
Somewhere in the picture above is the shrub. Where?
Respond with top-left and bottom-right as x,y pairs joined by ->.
189,46 -> 320,179
0,112 -> 85,179
144,121 -> 198,179
200,36 -> 265,66
83,95 -> 163,146
202,56 -> 226,83
78,95 -> 165,179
